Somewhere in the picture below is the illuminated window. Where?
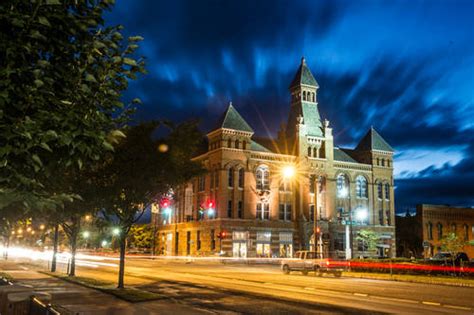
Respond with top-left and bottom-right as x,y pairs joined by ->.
279,203 -> 292,221
355,176 -> 368,198
256,202 -> 269,220
336,174 -> 349,198
256,166 -> 270,190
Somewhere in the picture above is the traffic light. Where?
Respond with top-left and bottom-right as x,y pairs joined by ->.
315,226 -> 321,235
160,197 -> 170,208
208,200 -> 214,209
217,231 -> 227,239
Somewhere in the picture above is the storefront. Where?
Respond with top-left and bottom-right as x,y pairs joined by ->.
256,231 -> 272,257
279,232 -> 293,258
232,231 -> 248,258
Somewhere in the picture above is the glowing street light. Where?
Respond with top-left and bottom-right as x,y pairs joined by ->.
101,240 -> 108,247
282,165 -> 296,179
112,228 -> 120,236
17,229 -> 23,234
39,224 -> 45,230
356,208 -> 368,222
82,231 -> 91,239
26,227 -> 32,232
85,215 -> 91,221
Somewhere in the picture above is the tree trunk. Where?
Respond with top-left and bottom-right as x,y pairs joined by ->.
51,224 -> 59,272
69,232 -> 77,276
3,236 -> 9,260
117,235 -> 126,288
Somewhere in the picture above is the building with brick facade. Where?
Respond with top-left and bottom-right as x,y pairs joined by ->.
153,58 -> 396,259
397,204 -> 474,258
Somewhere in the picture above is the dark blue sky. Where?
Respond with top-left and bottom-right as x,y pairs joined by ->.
107,0 -> 474,213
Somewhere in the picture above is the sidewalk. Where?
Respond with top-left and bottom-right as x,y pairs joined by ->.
0,259 -> 210,315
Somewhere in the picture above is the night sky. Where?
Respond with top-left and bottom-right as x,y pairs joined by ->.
107,0 -> 474,213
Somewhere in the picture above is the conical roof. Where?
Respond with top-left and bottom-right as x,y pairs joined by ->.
355,127 -> 394,152
214,103 -> 254,133
289,57 -> 319,89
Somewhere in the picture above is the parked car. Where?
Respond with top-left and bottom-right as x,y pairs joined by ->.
430,252 -> 471,267
281,251 -> 343,277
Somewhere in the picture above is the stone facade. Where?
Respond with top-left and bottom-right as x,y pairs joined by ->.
153,58 -> 396,259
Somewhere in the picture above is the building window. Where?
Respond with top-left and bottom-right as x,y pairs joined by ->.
198,176 -> 205,192
387,160 -> 391,167
242,140 -> 246,150
385,183 -> 390,200
303,91 -> 306,101
307,147 -> 312,157
228,168 -> 234,187
463,224 -> 469,241
279,203 -> 292,221
227,200 -> 233,218
451,223 -> 456,233
196,231 -> 201,251
238,201 -> 243,219
377,158 -> 380,166
355,176 -> 368,198
215,170 -> 219,188
336,174 -> 349,198
378,209 -> 384,225
227,138 -> 232,148
238,168 -> 244,188
280,179 -> 291,192
309,204 -> 315,221
256,166 -> 270,190
385,210 -> 391,225
427,222 -> 433,240
377,182 -> 383,199
210,171 -> 214,188
381,159 -> 385,167
437,223 -> 443,240
309,175 -> 316,194
337,207 -> 344,223
235,139 -> 239,149
256,202 -> 270,220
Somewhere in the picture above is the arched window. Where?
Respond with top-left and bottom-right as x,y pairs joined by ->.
336,174 -> 349,198
387,160 -> 391,167
307,147 -> 312,157
235,139 -> 239,149
381,159 -> 385,167
377,158 -> 380,166
242,140 -> 247,150
427,222 -> 433,240
238,168 -> 244,188
312,92 -> 315,102
385,183 -> 390,200
256,166 -> 270,190
437,223 -> 443,240
313,147 -> 317,158
227,139 -> 232,148
377,182 -> 383,199
355,176 -> 368,198
228,167 -> 234,187
303,91 -> 306,101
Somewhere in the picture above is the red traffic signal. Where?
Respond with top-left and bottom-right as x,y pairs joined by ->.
160,198 -> 170,208
217,231 -> 227,239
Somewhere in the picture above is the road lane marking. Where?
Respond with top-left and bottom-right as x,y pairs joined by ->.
353,293 -> 368,297
443,305 -> 472,311
371,296 -> 419,304
422,301 -> 441,306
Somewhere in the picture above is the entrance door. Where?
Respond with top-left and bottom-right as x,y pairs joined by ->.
233,242 -> 247,258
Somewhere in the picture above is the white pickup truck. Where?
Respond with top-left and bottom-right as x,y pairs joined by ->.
281,251 -> 343,277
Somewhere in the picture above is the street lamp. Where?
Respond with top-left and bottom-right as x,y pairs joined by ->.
112,228 -> 120,236
101,240 -> 108,247
82,231 -> 90,239
282,165 -> 296,179
356,208 -> 368,222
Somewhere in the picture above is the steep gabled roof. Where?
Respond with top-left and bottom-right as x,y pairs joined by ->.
334,147 -> 358,163
250,140 -> 271,153
289,57 -> 319,89
355,127 -> 394,152
214,103 -> 254,133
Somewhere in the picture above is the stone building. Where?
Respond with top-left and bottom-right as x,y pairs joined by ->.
154,58 -> 396,259
397,204 -> 474,258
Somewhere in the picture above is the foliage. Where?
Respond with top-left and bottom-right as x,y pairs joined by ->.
128,224 -> 152,249
440,232 -> 466,257
96,121 -> 204,287
0,0 -> 145,209
356,229 -> 379,252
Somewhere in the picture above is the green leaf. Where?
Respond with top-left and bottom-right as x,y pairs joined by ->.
45,0 -> 61,4
123,58 -> 137,66
77,159 -> 83,170
39,143 -> 52,152
132,98 -> 142,104
60,100 -> 72,105
85,74 -> 97,82
34,79 -> 44,88
38,16 -> 51,27
32,154 -> 43,167
128,36 -> 144,42
103,141 -> 115,151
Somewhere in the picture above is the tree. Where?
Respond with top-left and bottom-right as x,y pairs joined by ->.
0,206 -> 27,259
0,0 -> 145,210
97,121 -> 204,288
440,232 -> 466,268
356,229 -> 379,255
128,225 -> 152,250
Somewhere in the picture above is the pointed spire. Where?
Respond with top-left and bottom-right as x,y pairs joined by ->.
289,57 -> 319,89
355,127 -> 394,152
213,102 -> 254,133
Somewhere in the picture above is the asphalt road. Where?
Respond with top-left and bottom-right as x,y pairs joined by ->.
56,255 -> 474,314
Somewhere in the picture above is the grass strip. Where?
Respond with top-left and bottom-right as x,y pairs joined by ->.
41,271 -> 162,303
